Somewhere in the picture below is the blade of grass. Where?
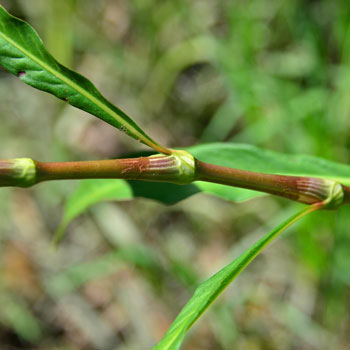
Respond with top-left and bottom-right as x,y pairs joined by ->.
153,202 -> 322,350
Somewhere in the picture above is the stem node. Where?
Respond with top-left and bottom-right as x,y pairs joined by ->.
0,158 -> 36,187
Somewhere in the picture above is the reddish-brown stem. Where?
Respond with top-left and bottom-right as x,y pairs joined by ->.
35,156 -> 181,184
1,155 -> 347,208
195,160 -> 335,205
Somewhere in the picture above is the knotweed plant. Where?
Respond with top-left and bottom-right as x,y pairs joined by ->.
0,5 -> 349,349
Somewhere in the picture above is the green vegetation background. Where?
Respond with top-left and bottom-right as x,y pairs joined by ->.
0,0 -> 349,349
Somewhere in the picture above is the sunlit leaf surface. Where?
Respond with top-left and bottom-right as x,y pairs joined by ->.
0,5 -> 168,153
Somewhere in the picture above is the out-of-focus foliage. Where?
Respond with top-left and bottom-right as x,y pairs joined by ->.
0,0 -> 349,349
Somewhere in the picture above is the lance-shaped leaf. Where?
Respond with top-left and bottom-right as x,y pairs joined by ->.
0,5 -> 169,154
153,203 -> 322,349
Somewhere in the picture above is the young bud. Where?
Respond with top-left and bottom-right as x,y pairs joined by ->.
0,158 -> 36,187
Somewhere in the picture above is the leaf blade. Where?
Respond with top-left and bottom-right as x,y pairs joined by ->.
0,5 -> 168,153
54,179 -> 132,244
153,204 -> 321,349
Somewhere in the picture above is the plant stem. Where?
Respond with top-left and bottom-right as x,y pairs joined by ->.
0,151 -> 196,187
35,154 -> 191,185
195,160 -> 344,207
0,154 -> 347,207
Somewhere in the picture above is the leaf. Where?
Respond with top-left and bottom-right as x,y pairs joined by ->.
54,179 -> 132,244
58,143 -> 350,237
153,204 -> 321,350
0,5 -> 168,154
128,180 -> 200,205
55,178 -> 200,243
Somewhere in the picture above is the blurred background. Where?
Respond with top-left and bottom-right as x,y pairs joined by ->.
0,0 -> 350,349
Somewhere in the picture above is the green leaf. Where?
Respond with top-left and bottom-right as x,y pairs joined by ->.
153,204 -> 321,350
58,143 -> 350,238
55,178 -> 200,243
0,5 -> 168,154
54,179 -> 132,244
128,180 -> 200,205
